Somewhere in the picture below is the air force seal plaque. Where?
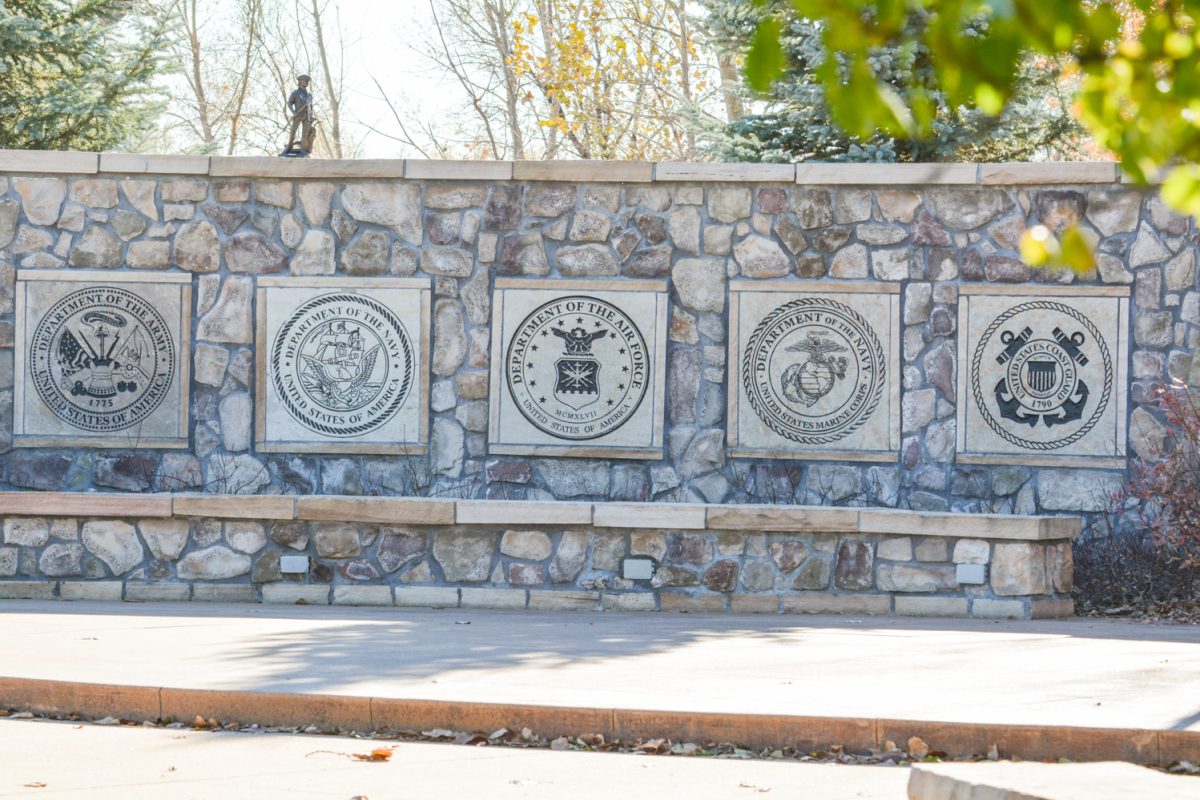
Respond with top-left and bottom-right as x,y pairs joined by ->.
490,281 -> 668,458
957,288 -> 1129,464
15,271 -> 191,448
729,283 -> 901,460
258,278 -> 431,454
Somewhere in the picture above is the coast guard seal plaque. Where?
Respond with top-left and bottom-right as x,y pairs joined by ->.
257,278 -> 430,454
728,283 -> 900,460
15,271 -> 191,448
489,280 -> 667,458
957,287 -> 1129,465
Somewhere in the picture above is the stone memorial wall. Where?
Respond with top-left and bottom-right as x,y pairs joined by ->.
0,152 -> 1189,616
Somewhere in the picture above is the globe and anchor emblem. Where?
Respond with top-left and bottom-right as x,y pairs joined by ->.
742,296 -> 885,445
780,331 -> 849,407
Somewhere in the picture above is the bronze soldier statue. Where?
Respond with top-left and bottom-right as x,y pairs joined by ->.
281,74 -> 316,157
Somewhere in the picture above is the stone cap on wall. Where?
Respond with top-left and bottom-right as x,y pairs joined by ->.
0,491 -> 1081,541
0,149 -> 1135,185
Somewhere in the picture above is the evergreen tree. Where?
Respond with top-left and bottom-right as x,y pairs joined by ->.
0,0 -> 167,151
700,0 -> 1087,163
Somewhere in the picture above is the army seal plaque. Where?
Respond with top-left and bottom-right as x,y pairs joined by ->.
971,300 -> 1112,451
29,286 -> 175,433
506,295 -> 649,441
271,292 -> 415,438
742,296 -> 885,445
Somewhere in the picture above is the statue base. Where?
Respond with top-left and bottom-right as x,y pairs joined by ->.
279,147 -> 310,158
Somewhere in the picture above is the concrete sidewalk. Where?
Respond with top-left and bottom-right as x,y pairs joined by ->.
0,718 -> 910,800
1,601 -> 1197,762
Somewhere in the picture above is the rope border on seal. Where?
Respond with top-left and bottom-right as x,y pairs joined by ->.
741,296 -> 886,445
32,286 -> 176,432
503,294 -> 650,442
969,300 -> 1113,451
271,292 -> 414,438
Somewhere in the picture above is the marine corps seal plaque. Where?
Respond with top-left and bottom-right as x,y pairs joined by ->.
728,283 -> 901,460
15,271 -> 191,448
257,278 -> 431,454
489,281 -> 668,458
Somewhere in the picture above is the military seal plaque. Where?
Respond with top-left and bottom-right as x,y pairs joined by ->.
957,287 -> 1129,466
729,283 -> 900,460
489,280 -> 668,458
15,271 -> 191,448
257,278 -> 431,454
506,296 -> 648,440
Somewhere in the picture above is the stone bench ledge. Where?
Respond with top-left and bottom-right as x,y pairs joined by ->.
0,493 -> 1082,540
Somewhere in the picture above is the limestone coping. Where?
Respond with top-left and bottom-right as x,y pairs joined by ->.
0,150 -> 1137,185
0,492 -> 1081,540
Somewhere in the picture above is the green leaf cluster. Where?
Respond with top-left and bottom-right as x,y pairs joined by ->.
0,0 -> 168,151
704,0 -> 1087,163
742,1 -> 1200,214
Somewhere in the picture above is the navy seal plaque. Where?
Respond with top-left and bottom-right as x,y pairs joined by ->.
15,271 -> 191,448
489,279 -> 667,458
729,282 -> 900,460
957,286 -> 1129,466
257,277 -> 430,454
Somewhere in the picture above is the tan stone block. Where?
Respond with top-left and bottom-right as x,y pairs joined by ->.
125,583 -> 190,601
261,584 -> 330,605
991,543 -> 1049,596
915,539 -> 950,562
877,537 -> 913,561
979,162 -> 1117,184
858,510 -> 1054,541
99,153 -> 208,175
527,590 -> 599,611
1030,597 -> 1075,618
601,592 -> 656,611
594,503 -> 705,530
659,593 -> 726,612
953,539 -> 990,564
58,581 -> 122,601
796,163 -> 977,184
405,160 -> 512,180
174,494 -> 294,520
455,500 -> 590,526
971,598 -> 1026,619
394,586 -> 459,608
191,584 -> 258,602
500,530 -> 552,560
0,149 -> 98,174
730,594 -> 779,613
0,581 -> 55,599
655,163 -> 794,182
209,156 -> 405,178
298,497 -> 453,525
781,594 -> 890,615
894,596 -> 969,617
707,505 -> 858,533
0,493 -> 172,518
629,531 -> 667,560
512,160 -> 651,182
332,585 -> 392,606
877,564 -> 958,593
460,587 -> 526,609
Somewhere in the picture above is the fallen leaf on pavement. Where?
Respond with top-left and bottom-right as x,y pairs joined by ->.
351,747 -> 395,762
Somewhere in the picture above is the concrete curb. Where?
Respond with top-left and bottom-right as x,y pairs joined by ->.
1,676 -> 1195,765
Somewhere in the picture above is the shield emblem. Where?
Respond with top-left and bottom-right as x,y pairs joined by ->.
1025,359 -> 1058,394
554,357 -> 600,410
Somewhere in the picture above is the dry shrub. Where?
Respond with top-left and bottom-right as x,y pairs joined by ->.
1073,385 -> 1200,619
